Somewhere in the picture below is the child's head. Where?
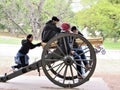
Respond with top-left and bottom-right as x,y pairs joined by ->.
71,26 -> 78,34
52,16 -> 60,24
61,23 -> 70,32
27,34 -> 33,42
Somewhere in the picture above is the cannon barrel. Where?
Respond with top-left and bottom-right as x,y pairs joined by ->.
42,37 -> 103,48
0,60 -> 42,82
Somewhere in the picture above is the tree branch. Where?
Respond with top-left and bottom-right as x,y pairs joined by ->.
3,10 -> 27,35
38,0 -> 45,14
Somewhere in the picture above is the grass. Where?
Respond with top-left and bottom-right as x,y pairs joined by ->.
0,37 -> 39,45
103,38 -> 120,50
0,36 -> 22,45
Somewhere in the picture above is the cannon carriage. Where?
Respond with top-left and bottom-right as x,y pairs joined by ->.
0,33 -> 103,88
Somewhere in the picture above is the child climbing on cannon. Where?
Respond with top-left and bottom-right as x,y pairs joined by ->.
12,34 -> 41,70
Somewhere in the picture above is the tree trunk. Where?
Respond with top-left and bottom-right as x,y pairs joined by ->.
3,10 -> 27,35
114,37 -> 118,43
28,0 -> 45,40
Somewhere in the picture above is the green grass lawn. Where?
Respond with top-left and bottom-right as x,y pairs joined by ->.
103,39 -> 120,50
0,36 -> 22,44
0,36 -> 39,45
0,36 -> 120,49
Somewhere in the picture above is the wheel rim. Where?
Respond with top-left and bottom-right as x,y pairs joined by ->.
42,33 -> 96,88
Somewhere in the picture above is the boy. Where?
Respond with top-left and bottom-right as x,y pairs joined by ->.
42,16 -> 61,43
71,26 -> 91,69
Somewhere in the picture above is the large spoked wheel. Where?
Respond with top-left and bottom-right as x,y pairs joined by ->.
42,33 -> 96,88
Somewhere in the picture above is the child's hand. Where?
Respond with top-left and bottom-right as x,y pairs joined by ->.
37,42 -> 41,46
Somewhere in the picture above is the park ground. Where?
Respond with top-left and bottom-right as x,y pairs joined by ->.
0,45 -> 120,90
0,35 -> 120,90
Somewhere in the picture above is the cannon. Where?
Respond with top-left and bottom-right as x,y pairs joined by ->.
0,33 -> 102,88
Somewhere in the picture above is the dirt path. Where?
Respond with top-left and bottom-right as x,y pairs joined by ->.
94,73 -> 120,90
93,58 -> 120,90
0,55 -> 120,90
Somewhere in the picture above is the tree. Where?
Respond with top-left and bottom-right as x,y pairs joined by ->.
26,0 -> 45,39
74,0 -> 120,41
0,0 -> 29,35
0,0 -> 74,39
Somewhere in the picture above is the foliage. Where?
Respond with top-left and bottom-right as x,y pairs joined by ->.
74,0 -> 120,41
0,0 -> 120,41
43,0 -> 74,22
0,0 -> 74,39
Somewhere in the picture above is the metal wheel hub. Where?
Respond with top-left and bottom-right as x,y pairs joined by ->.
63,55 -> 74,65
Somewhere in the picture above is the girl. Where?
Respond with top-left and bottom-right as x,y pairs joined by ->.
12,34 -> 41,70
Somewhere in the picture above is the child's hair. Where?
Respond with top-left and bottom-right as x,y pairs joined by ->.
27,34 -> 33,39
52,16 -> 59,21
71,26 -> 77,31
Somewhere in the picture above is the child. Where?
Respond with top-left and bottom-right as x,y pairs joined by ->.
60,23 -> 84,79
71,26 -> 91,69
42,16 -> 61,43
12,34 -> 41,70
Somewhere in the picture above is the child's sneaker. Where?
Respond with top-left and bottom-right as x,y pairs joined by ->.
11,66 -> 16,71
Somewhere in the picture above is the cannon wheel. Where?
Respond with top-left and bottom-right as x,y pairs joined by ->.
42,33 -> 96,88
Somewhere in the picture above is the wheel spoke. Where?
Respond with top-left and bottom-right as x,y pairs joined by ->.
78,41 -> 84,48
82,46 -> 89,51
79,50 -> 90,56
47,62 -> 64,71
56,44 -> 66,56
74,59 -> 93,62
86,56 -> 90,57
63,37 -> 68,55
47,49 -> 63,58
55,62 -> 64,72
63,65 -> 68,84
72,64 -> 83,79
50,62 -> 55,67
45,59 -> 63,62
71,36 -> 75,49
73,60 -> 86,69
54,64 -> 66,79
70,65 -> 75,84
